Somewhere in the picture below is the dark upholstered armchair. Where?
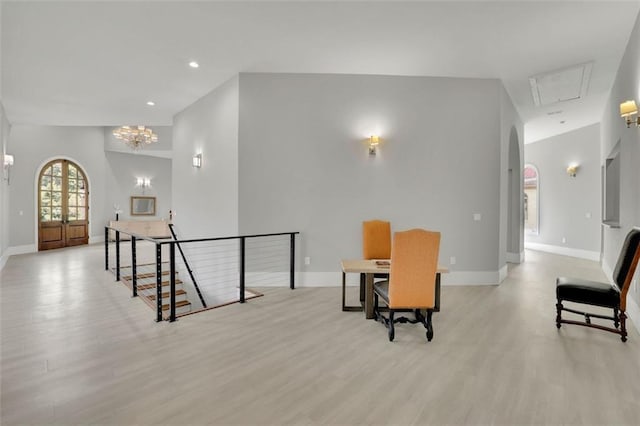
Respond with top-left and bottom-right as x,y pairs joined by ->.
556,228 -> 640,342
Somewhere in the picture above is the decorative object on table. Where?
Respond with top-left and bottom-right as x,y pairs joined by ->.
113,126 -> 158,150
373,228 -> 441,342
556,227 -> 640,342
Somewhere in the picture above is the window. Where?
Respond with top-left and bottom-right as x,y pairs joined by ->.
524,164 -> 539,235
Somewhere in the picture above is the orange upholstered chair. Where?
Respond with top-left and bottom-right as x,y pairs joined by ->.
373,229 -> 441,342
360,220 -> 391,301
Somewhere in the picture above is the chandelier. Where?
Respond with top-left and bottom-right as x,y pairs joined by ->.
113,126 -> 158,150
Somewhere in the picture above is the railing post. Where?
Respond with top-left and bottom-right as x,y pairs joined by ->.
104,226 -> 109,271
239,237 -> 246,303
131,236 -> 137,297
115,230 -> 121,282
169,242 -> 177,322
155,243 -> 163,322
290,233 -> 295,290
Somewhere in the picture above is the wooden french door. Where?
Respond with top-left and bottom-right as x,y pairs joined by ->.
38,159 -> 89,250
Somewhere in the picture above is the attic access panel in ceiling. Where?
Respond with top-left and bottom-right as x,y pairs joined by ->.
529,62 -> 593,106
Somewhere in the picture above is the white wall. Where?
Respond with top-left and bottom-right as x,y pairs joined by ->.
238,73 -> 508,284
524,124 -> 601,259
600,12 -> 640,312
172,76 -> 239,239
6,125 -> 108,247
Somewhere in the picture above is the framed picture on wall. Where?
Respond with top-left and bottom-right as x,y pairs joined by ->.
131,196 -> 156,216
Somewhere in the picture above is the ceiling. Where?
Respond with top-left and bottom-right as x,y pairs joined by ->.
2,1 -> 639,143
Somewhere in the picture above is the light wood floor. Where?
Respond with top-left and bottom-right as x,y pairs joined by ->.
2,244 -> 640,425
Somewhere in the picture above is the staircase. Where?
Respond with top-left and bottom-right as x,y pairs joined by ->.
119,264 -> 192,318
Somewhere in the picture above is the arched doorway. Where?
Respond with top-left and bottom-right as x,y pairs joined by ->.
38,159 -> 89,250
507,127 -> 523,263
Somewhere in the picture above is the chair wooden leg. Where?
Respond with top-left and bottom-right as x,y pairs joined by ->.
556,301 -> 563,329
614,307 -> 620,329
620,311 -> 627,342
388,310 -> 395,342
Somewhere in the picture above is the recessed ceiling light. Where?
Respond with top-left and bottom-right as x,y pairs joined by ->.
146,101 -> 155,106
188,61 -> 199,68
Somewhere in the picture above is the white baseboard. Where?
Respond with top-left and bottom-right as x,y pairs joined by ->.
441,270 -> 501,286
0,244 -> 37,270
7,244 -> 37,256
89,235 -> 105,244
525,242 -> 600,261
246,270 -> 504,287
506,251 -> 524,264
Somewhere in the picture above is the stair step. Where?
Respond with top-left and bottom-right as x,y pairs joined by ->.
147,289 -> 187,301
136,279 -> 184,291
161,300 -> 192,315
121,270 -> 173,280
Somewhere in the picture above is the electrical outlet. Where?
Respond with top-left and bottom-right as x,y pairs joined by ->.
585,212 -> 592,219
473,213 -> 481,221
450,256 -> 456,265
304,257 -> 311,265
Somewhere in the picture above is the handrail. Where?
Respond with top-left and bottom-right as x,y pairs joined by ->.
104,225 -> 300,322
168,223 -> 207,308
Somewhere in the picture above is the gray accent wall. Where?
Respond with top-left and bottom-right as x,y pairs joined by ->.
524,124 -> 601,253
172,76 -> 239,239
600,12 -> 640,307
237,73 -> 514,278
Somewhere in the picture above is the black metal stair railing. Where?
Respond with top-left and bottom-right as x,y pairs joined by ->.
168,223 -> 207,308
105,225 -> 299,322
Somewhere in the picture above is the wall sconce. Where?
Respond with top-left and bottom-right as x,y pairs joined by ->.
566,164 -> 579,177
368,135 -> 380,155
620,100 -> 639,128
3,154 -> 14,184
192,153 -> 202,168
136,177 -> 150,188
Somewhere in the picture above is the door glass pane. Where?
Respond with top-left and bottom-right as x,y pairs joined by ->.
40,176 -> 51,190
78,193 -> 86,206
52,177 -> 62,191
68,165 -> 77,179
78,179 -> 85,191
51,191 -> 62,206
68,179 -> 77,193
78,208 -> 86,220
52,207 -> 62,220
68,208 -> 77,220
43,166 -> 52,176
68,194 -> 77,207
41,191 -> 51,206
52,163 -> 62,177
41,207 -> 51,221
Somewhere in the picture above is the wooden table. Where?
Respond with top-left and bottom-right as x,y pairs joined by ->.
341,259 -> 448,319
